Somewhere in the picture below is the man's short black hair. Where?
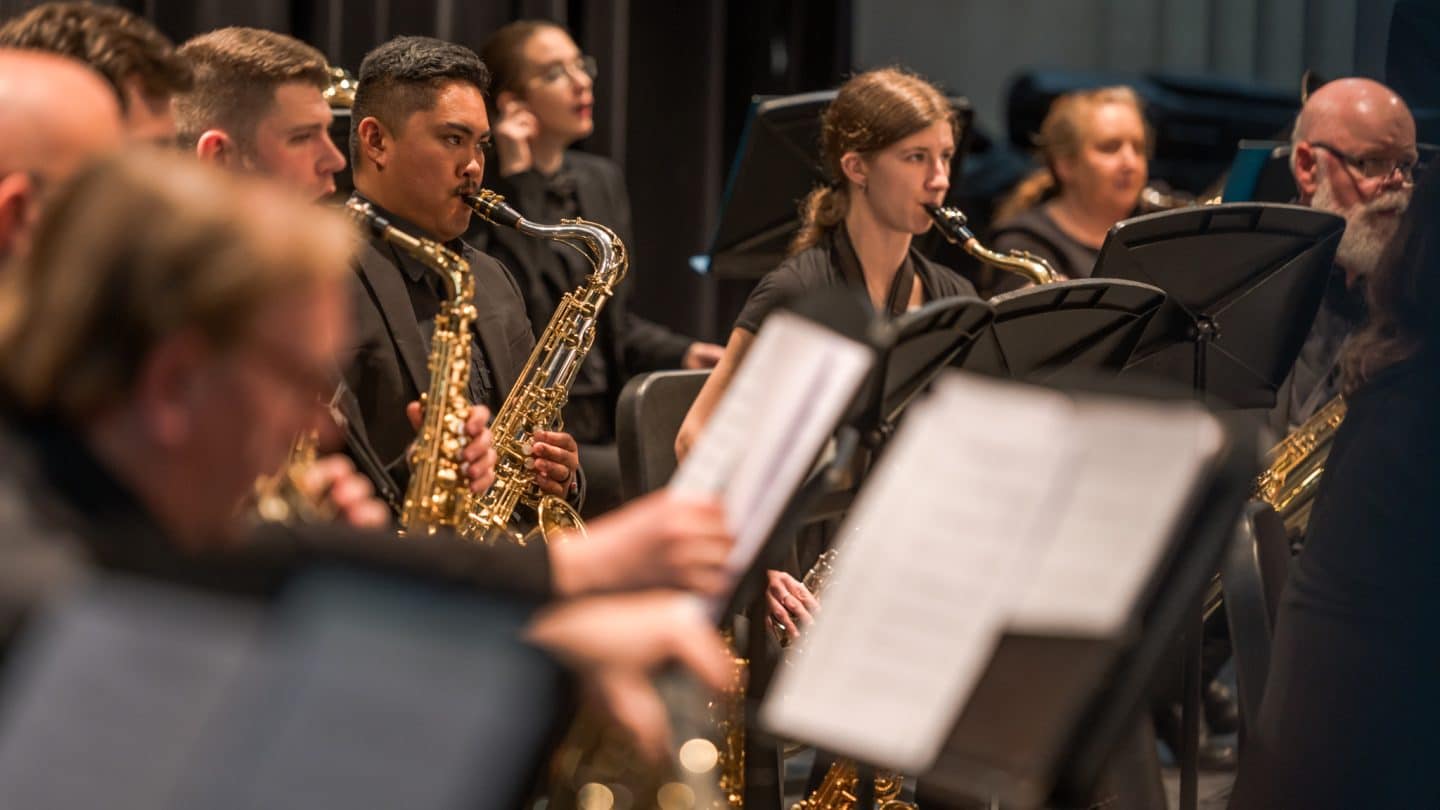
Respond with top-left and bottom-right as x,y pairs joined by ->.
349,36 -> 490,165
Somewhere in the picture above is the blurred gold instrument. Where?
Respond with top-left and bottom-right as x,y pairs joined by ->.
926,204 -> 1058,287
1255,395 -> 1347,542
251,429 -> 335,525
323,65 -> 357,108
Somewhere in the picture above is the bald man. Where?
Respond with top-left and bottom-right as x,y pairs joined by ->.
0,49 -> 124,260
1273,78 -> 1418,433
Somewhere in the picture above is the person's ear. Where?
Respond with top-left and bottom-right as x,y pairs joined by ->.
839,151 -> 868,192
133,331 -> 212,448
194,130 -> 240,168
1291,141 -> 1320,201
356,116 -> 391,171
0,172 -> 34,259
1051,153 -> 1077,187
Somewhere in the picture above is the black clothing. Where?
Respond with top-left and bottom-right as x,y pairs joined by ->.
1268,266 -> 1365,436
1229,350 -> 1440,810
989,206 -> 1101,294
472,151 -> 695,445
733,223 -> 978,334
0,410 -> 556,664
342,192 -> 584,508
472,152 -> 693,515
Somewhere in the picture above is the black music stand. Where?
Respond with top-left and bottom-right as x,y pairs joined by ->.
913,389 -> 1257,810
698,92 -> 973,280
0,572 -> 564,810
957,279 -> 1167,381
1091,202 -> 1341,809
1095,203 -> 1343,408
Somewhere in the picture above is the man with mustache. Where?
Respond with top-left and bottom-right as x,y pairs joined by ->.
343,36 -> 584,508
1275,78 -> 1418,434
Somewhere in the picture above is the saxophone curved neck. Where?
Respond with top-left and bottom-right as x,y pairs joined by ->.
464,190 -> 626,285
345,199 -> 470,297
925,204 -> 1058,286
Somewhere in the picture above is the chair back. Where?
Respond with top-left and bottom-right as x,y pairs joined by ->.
615,370 -> 710,500
1222,500 -> 1292,734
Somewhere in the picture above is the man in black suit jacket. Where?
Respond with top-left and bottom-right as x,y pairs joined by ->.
343,36 -> 583,505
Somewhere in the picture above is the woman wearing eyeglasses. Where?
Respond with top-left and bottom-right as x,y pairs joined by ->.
475,21 -> 722,517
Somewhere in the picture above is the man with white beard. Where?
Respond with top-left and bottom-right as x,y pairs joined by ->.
1273,78 -> 1417,434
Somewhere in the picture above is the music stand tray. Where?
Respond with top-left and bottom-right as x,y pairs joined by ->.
1094,202 -> 1344,408
958,279 -> 1166,382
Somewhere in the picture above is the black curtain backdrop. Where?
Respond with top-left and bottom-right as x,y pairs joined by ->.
0,0 -> 851,341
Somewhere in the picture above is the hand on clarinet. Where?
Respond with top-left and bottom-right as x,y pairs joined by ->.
766,569 -> 820,642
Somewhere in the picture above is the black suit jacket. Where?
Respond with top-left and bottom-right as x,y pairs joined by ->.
471,152 -> 695,422
342,222 -> 535,479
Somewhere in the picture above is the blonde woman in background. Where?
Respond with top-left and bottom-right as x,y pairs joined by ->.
989,86 -> 1150,293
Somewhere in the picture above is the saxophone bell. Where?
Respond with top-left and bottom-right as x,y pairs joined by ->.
925,203 -> 1060,287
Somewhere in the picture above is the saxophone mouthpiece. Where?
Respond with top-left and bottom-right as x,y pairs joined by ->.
344,199 -> 392,238
463,190 -> 524,230
924,204 -> 976,245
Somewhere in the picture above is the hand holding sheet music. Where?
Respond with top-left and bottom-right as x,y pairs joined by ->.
668,311 -> 873,617
761,371 -> 1224,773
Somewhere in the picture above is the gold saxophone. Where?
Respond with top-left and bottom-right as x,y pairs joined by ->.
458,189 -> 627,543
926,204 -> 1059,287
1255,395 -> 1347,542
1204,395 -> 1348,622
346,199 -> 477,536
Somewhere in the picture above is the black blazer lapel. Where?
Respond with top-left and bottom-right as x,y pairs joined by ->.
465,247 -> 535,403
355,239 -> 429,395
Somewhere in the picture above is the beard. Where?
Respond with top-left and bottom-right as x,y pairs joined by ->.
1311,172 -> 1409,281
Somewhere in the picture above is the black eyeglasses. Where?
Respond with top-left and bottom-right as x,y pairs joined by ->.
532,55 -> 598,86
1310,141 -> 1421,182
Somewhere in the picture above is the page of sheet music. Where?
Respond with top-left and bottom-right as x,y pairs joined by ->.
668,311 -> 874,619
760,371 -> 1080,772
1007,397 -> 1224,636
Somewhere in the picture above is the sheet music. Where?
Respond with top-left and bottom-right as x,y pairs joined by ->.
760,371 -> 1226,773
761,372 -> 1078,772
1007,397 -> 1224,636
668,311 -> 873,618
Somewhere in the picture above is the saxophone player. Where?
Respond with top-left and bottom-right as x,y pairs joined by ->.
342,36 -> 732,596
342,36 -> 582,509
676,67 -> 978,637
